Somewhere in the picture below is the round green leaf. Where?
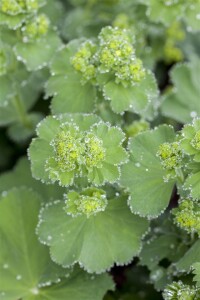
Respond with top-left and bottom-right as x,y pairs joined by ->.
120,125 -> 175,218
37,196 -> 149,273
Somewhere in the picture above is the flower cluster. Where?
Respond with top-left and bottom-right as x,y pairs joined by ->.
163,281 -> 199,300
124,120 -> 150,138
180,118 -> 200,162
64,187 -> 107,218
157,141 -> 183,180
71,41 -> 97,84
173,199 -> 200,236
71,26 -> 146,87
21,14 -> 50,42
29,114 -> 128,187
164,22 -> 185,63
1,0 -> 38,15
98,26 -> 145,87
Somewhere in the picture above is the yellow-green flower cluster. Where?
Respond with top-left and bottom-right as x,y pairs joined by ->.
164,22 -> 185,63
1,0 -> 38,15
21,14 -> 50,42
173,199 -> 200,236
163,281 -> 198,300
71,41 -> 97,84
157,142 -> 182,170
180,118 -> 200,162
98,26 -> 145,86
124,120 -> 150,138
45,122 -> 106,182
64,187 -> 107,218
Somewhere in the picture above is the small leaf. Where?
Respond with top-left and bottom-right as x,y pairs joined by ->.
175,240 -> 200,273
192,262 -> 200,287
37,196 -> 149,273
103,72 -> 157,115
161,59 -> 200,123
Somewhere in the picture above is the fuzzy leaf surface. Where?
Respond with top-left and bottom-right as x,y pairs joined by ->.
37,197 -> 149,273
120,125 -> 175,218
0,187 -> 113,300
161,59 -> 200,124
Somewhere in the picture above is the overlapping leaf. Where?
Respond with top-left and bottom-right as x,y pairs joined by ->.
120,125 -> 175,218
37,196 -> 149,273
161,58 -> 200,124
0,187 -> 113,300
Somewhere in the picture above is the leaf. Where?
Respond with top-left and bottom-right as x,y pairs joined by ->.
0,188 -> 65,298
0,75 -> 15,106
184,171 -> 200,200
46,42 -> 96,114
0,157 -> 65,202
120,125 -> 175,218
0,187 -> 113,300
37,196 -> 149,273
140,235 -> 179,271
192,262 -> 200,287
49,72 -> 96,114
161,58 -> 200,123
14,31 -> 62,71
7,112 -> 43,142
103,71 -> 158,116
175,240 -> 200,273
147,0 -> 184,26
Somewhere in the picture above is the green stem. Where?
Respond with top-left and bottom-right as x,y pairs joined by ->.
12,95 -> 32,129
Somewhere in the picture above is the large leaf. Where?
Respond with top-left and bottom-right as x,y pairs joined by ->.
120,125 -> 175,218
161,58 -> 200,124
37,196 -> 149,273
0,188 -> 113,300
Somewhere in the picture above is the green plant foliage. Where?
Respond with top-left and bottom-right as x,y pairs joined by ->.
193,263 -> 200,287
173,199 -> 200,236
120,125 -> 175,218
161,58 -> 200,124
47,26 -> 159,118
37,195 -> 149,273
29,113 -> 128,186
146,0 -> 200,31
0,187 -> 113,300
163,281 -> 200,300
0,157 -> 65,201
0,0 -> 200,298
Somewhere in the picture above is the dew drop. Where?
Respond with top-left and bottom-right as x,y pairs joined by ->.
3,263 -> 9,269
135,162 -> 141,167
190,111 -> 197,118
30,287 -> 39,295
47,235 -> 52,241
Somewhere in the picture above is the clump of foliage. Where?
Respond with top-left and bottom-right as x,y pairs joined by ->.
0,0 -> 200,299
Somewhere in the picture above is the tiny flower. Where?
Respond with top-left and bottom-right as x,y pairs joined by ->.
22,14 -> 50,41
173,199 -> 200,236
71,41 -> 97,83
64,187 -> 107,218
